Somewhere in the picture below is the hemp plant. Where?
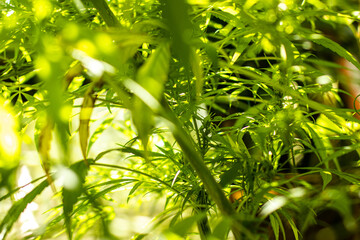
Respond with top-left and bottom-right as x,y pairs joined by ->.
1,0 -> 360,239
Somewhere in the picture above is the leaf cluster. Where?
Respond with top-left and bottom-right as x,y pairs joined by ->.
1,0 -> 360,239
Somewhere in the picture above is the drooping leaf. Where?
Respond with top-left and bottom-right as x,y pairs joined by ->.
320,170 -> 332,191
36,35 -> 71,160
136,43 -> 170,101
324,142 -> 360,164
127,181 -> 143,203
79,88 -> 97,165
38,118 -> 56,192
128,43 -> 170,151
130,97 -> 153,152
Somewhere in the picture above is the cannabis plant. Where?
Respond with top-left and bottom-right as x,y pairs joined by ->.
1,0 -> 360,239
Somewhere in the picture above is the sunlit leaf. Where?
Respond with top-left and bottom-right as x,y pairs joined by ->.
79,88 -> 97,165
308,34 -> 360,71
37,118 -> 56,192
87,116 -> 114,153
127,181 -> 143,203
320,170 -> 332,190
136,43 -> 170,101
129,43 -> 170,150
191,49 -> 204,99
0,179 -> 49,239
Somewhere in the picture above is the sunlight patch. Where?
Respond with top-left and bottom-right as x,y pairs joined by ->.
260,196 -> 287,217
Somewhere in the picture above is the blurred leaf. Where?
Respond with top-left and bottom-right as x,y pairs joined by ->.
62,160 -> 89,240
203,43 -> 219,68
320,170 -> 332,190
191,49 -> 204,99
131,233 -> 148,240
219,162 -> 242,188
171,214 -> 206,237
136,43 -> 170,101
280,37 -> 295,67
0,175 -> 47,202
79,88 -> 97,164
161,0 -> 192,68
88,0 -> 121,28
87,116 -> 114,153
307,0 -> 328,9
211,217 -> 231,239
0,179 -> 49,239
38,118 -> 56,192
129,43 -> 170,150
269,214 -> 280,240
329,169 -> 360,184
0,99 -> 20,169
210,10 -> 242,28
127,181 -> 143,203
33,33 -> 73,167
281,211 -> 299,240
322,188 -> 356,231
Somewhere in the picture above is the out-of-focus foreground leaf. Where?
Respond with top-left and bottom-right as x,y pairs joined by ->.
0,179 -> 49,239
62,160 -> 89,239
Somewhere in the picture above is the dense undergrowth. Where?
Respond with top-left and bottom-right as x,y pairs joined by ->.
1,0 -> 360,239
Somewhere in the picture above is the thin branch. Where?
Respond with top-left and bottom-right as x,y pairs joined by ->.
88,0 -> 121,28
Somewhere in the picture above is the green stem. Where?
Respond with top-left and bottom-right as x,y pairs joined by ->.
160,100 -> 242,239
196,188 -> 211,239
88,0 -> 121,28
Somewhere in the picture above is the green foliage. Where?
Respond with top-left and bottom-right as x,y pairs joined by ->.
0,179 -> 49,239
1,0 -> 360,239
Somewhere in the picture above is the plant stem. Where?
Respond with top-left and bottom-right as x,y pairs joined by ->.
196,188 -> 211,239
160,100 -> 242,239
88,0 -> 121,28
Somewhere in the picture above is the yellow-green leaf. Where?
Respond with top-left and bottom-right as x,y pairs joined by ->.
129,43 -> 170,151
38,119 -> 56,192
79,89 -> 96,165
136,43 -> 170,101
